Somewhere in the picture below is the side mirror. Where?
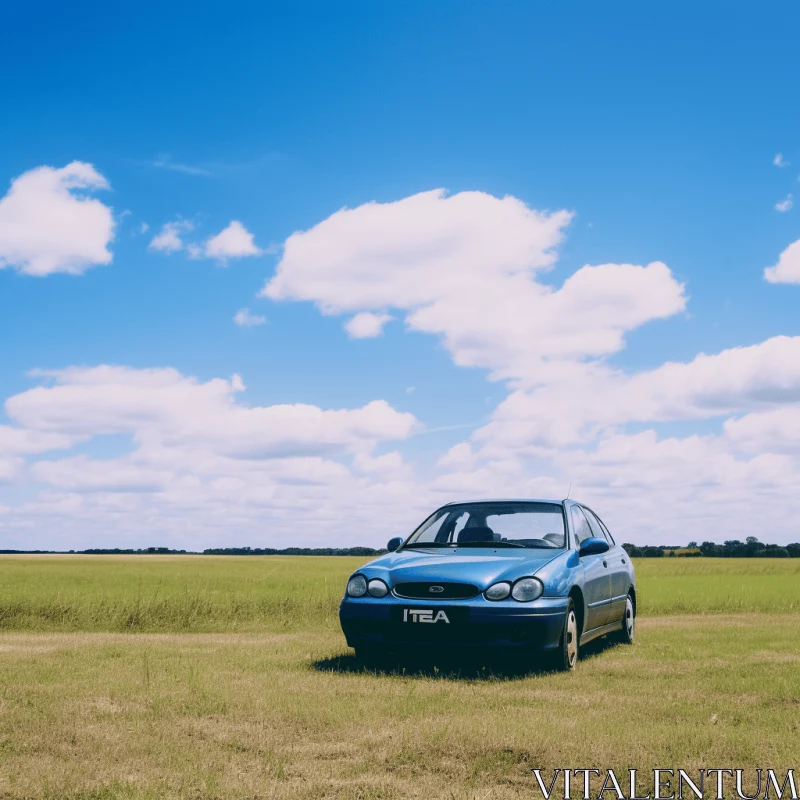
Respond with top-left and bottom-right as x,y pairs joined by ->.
387,537 -> 403,552
579,537 -> 610,557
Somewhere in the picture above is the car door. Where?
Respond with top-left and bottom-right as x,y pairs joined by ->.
585,507 -> 628,623
570,505 -> 612,630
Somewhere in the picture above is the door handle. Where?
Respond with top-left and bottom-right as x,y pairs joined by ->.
603,560 -> 608,568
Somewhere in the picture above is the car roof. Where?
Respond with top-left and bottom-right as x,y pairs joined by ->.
440,498 -> 575,507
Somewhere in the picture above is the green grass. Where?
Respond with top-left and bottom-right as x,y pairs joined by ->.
1,555 -> 799,632
633,557 -> 800,615
0,555 -> 365,632
0,555 -> 799,798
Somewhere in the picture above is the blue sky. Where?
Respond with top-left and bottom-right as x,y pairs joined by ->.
1,2 -> 800,549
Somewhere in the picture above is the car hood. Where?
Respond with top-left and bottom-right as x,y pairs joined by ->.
361,547 -> 563,588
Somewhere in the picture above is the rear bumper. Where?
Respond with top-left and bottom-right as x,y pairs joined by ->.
339,595 -> 568,651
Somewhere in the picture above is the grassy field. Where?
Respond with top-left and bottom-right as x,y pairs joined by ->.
0,555 -> 363,633
0,556 -> 798,799
1,555 -> 798,632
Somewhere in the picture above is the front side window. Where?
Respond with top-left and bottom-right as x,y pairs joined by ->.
570,506 -> 594,546
582,507 -> 605,540
404,502 -> 566,550
585,508 -> 615,545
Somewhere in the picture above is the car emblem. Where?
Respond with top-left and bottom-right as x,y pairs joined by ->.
429,585 -> 444,593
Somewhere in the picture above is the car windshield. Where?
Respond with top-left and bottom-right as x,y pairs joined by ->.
403,502 -> 566,550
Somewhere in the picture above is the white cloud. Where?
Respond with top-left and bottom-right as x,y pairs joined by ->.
475,335 -> 800,454
30,456 -> 174,493
264,190 -> 570,308
551,429 -> 798,536
344,311 -> 392,338
0,457 -> 21,484
724,407 -> 800,454
436,442 -> 475,470
764,239 -> 800,283
0,426 -> 76,455
247,187 -> 800,544
263,189 -> 686,384
149,220 -> 193,254
560,428 -> 800,542
9,187 -> 800,549
204,220 -> 261,263
558,430 -> 793,493
417,332 -> 800,543
775,194 -> 793,212
0,161 -> 114,276
352,450 -> 406,476
426,419 -> 800,544
6,345 -> 800,548
148,220 -> 261,263
233,308 -> 266,327
0,365 -> 426,548
6,365 -> 416,460
773,153 -> 789,167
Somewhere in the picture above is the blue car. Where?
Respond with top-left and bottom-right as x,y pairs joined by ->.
339,499 -> 636,670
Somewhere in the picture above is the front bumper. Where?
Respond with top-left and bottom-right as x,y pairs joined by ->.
339,594 -> 568,650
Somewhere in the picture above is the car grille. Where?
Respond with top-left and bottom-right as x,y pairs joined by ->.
393,582 -> 480,600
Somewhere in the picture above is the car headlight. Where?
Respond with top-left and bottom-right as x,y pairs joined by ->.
511,577 -> 544,602
367,579 -> 389,598
346,574 -> 367,597
484,582 -> 511,601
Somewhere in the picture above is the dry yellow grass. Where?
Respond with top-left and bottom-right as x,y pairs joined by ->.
1,556 -> 798,798
0,615 -> 798,799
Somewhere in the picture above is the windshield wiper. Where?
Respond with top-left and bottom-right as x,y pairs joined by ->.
522,544 -> 559,549
400,543 -> 454,550
456,541 -> 526,548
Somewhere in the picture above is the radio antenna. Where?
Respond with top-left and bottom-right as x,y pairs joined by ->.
565,481 -> 572,501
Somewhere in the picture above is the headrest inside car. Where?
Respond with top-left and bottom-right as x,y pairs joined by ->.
457,526 -> 496,543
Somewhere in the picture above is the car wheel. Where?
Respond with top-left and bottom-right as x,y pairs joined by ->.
617,595 -> 635,644
554,599 -> 579,671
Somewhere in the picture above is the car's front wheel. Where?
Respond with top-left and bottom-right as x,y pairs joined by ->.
554,599 -> 579,671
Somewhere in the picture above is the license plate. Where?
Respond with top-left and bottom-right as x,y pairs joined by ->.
391,606 -> 468,626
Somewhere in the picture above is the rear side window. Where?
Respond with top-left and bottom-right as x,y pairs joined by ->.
570,506 -> 594,547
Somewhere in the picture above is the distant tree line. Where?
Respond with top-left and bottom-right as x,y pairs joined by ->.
0,547 -> 189,555
0,546 -> 384,556
4,539 -> 799,557
622,538 -> 800,558
201,546 -> 383,556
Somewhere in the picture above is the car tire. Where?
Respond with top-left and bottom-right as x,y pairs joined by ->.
616,595 -> 635,644
554,599 -> 579,671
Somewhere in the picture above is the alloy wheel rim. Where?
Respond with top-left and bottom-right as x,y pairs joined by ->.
625,599 -> 634,639
566,610 -> 578,666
